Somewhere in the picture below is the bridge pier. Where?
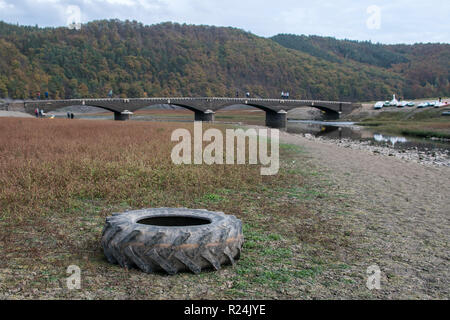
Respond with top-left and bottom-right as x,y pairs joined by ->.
114,110 -> 133,121
194,110 -> 215,122
265,110 -> 287,129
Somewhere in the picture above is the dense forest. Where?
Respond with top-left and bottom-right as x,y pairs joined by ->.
271,34 -> 450,100
0,20 -> 448,101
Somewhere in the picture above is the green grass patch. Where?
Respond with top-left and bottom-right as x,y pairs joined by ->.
358,108 -> 450,139
293,266 -> 323,279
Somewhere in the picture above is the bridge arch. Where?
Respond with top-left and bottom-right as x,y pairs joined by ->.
42,103 -> 125,120
131,101 -> 211,122
286,104 -> 340,120
311,105 -> 340,120
214,102 -> 287,128
24,101 -> 120,114
71,104 -> 118,114
214,103 -> 273,113
132,102 -> 205,114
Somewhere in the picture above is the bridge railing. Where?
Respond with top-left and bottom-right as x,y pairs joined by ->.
24,97 -> 354,105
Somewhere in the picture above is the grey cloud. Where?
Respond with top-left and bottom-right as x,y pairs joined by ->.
0,0 -> 448,43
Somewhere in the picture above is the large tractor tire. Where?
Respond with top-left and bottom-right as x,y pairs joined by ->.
101,208 -> 244,275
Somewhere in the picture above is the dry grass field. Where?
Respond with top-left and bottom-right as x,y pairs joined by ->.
0,118 -> 372,299
0,118 -> 265,219
0,117 -> 358,299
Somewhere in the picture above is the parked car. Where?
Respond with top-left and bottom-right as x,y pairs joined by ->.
417,102 -> 430,108
434,101 -> 448,108
397,101 -> 408,108
374,101 -> 384,109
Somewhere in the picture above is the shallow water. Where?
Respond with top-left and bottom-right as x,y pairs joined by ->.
287,120 -> 450,152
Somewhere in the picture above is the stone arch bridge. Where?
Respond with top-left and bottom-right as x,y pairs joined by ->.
20,97 -> 360,128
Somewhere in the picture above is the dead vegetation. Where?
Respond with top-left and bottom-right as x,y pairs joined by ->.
0,118 -> 355,299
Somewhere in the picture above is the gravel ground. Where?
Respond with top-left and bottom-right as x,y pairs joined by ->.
278,129 -> 450,298
0,111 -> 33,118
300,133 -> 450,167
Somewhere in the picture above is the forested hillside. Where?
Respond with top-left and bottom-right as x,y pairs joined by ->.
272,34 -> 450,99
0,20 -> 448,101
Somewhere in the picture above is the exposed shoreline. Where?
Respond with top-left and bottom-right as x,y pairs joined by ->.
0,110 -> 33,118
276,127 -> 450,299
290,132 -> 449,167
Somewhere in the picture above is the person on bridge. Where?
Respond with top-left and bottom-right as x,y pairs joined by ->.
246,92 -> 250,98
37,91 -> 41,100
45,91 -> 49,99
108,90 -> 113,98
236,91 -> 239,98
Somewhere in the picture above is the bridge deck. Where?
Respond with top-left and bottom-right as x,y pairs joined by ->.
23,97 -> 354,105
17,97 -> 360,122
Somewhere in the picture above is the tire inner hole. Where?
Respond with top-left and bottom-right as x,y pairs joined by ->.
137,216 -> 211,227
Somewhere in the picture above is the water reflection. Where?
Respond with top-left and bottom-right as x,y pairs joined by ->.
287,120 -> 449,152
373,134 -> 407,146
287,121 -> 362,140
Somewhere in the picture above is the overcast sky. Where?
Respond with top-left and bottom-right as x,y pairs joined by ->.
0,0 -> 448,44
